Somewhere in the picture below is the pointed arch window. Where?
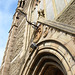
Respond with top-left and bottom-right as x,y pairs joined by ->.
18,0 -> 25,8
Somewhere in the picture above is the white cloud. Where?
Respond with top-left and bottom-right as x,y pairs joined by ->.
0,0 -> 18,66
0,11 -> 11,66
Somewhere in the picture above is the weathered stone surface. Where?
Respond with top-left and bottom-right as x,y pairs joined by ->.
9,55 -> 24,75
10,20 -> 25,61
56,0 -> 75,27
0,0 -> 75,75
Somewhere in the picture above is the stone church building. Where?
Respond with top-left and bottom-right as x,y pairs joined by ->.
0,0 -> 75,75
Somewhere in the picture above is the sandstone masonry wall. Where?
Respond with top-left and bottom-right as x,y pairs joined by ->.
10,19 -> 26,61
56,0 -> 75,26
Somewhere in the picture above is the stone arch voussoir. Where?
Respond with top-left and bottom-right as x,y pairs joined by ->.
21,40 -> 75,75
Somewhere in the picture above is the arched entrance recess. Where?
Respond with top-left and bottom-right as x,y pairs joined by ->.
28,51 -> 66,75
21,40 -> 74,75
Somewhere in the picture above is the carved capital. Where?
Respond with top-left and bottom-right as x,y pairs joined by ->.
38,9 -> 45,18
33,23 -> 43,43
43,26 -> 49,38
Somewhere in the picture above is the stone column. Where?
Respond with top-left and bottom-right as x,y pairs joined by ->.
21,0 -> 25,8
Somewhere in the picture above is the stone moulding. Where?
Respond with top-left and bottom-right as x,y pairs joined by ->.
19,39 -> 75,75
33,24 -> 43,43
38,19 -> 75,35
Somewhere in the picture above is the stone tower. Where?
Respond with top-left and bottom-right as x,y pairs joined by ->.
0,0 -> 75,75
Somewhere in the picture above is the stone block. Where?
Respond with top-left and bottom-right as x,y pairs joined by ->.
69,58 -> 75,67
67,71 -> 72,75
65,40 -> 75,56
71,65 -> 75,75
58,46 -> 67,55
61,58 -> 70,71
57,33 -> 72,44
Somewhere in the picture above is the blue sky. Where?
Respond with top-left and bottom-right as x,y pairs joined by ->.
0,0 -> 18,66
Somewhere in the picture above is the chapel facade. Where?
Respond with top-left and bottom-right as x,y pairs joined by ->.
0,0 -> 75,75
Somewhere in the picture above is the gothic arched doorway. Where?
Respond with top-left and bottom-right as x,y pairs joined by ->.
20,40 -> 74,75
27,51 -> 67,75
40,63 -> 64,75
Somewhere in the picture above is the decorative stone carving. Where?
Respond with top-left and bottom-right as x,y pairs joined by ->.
33,23 -> 43,43
43,26 -> 49,38
38,9 -> 45,18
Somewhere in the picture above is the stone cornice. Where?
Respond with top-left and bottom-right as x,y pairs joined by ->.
38,19 -> 75,35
